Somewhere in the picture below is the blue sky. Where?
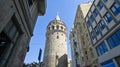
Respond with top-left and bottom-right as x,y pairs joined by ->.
24,0 -> 92,64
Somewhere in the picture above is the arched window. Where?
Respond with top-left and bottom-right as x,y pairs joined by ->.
49,27 -> 50,30
57,36 -> 59,39
57,25 -> 59,30
52,26 -> 54,30
61,26 -> 63,30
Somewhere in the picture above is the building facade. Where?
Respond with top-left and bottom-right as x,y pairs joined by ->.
0,0 -> 46,67
85,0 -> 120,67
70,2 -> 98,67
68,59 -> 72,67
69,28 -> 81,67
43,14 -> 68,67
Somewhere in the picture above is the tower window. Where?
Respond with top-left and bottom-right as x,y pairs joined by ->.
57,36 -> 59,39
52,26 -> 54,30
61,26 -> 63,30
49,27 -> 51,30
57,25 -> 59,30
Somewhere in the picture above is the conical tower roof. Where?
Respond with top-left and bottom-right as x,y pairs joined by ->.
47,12 -> 66,28
55,12 -> 60,20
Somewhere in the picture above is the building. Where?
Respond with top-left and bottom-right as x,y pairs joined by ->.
43,14 -> 68,67
70,2 -> 98,67
68,59 -> 72,67
69,28 -> 81,67
85,0 -> 120,67
0,0 -> 46,67
23,62 -> 39,67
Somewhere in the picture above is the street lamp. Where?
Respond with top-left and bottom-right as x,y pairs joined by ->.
38,48 -> 42,67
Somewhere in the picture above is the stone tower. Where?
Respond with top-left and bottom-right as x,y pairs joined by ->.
43,14 -> 68,67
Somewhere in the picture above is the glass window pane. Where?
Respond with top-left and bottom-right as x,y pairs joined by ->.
98,2 -> 103,10
102,42 -> 108,52
99,20 -> 106,30
95,27 -> 100,35
87,20 -> 91,27
105,13 -> 113,23
115,2 -> 120,11
97,47 -> 101,56
91,31 -> 95,39
112,34 -> 120,46
111,7 -> 118,16
104,16 -> 108,21
102,63 -> 116,67
93,9 -> 99,17
96,42 -> 108,56
107,38 -> 115,48
100,45 -> 104,54
90,15 -> 95,22
116,30 -> 120,39
101,60 -> 116,67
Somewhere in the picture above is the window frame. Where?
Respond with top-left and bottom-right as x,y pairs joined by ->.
93,9 -> 99,17
91,31 -> 96,40
56,25 -> 59,30
104,12 -> 113,23
107,29 -> 120,49
101,59 -> 116,67
96,42 -> 108,56
87,20 -> 91,28
99,20 -> 106,30
97,1 -> 104,10
110,2 -> 120,16
90,15 -> 95,22
95,26 -> 101,35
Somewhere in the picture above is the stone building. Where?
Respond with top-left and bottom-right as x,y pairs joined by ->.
68,59 -> 72,67
69,2 -> 98,67
43,14 -> 68,67
0,0 -> 46,67
84,0 -> 120,67
69,28 -> 81,67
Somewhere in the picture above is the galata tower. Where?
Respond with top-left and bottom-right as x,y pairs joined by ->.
43,14 -> 68,67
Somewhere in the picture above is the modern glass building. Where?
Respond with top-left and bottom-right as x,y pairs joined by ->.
85,0 -> 120,67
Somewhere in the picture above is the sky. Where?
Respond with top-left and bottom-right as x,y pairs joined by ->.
24,0 -> 93,64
